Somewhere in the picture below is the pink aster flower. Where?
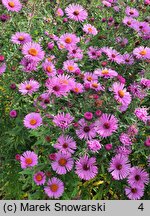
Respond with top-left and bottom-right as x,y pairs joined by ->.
119,133 -> 132,146
122,53 -> 134,65
83,72 -> 98,84
75,155 -> 98,180
71,82 -> 84,94
18,79 -> 40,95
2,0 -> 22,12
9,110 -> 17,118
122,16 -> 136,28
0,63 -> 6,75
76,118 -> 96,140
87,139 -> 102,152
42,61 -> 56,77
63,60 -> 79,73
95,113 -> 118,138
33,171 -> 46,185
134,107 -> 148,123
54,135 -> 76,154
94,68 -> 118,78
59,33 -> 79,49
127,125 -> 138,137
67,46 -> 83,61
22,42 -> 45,62
83,24 -> 98,36
140,78 -> 150,89
65,4 -> 88,22
116,146 -> 132,156
51,152 -> 74,175
23,112 -> 42,129
20,57 -> 38,73
133,46 -> 150,59
56,8 -> 64,17
53,112 -> 74,130
106,49 -> 124,64
20,151 -> 38,169
108,154 -> 131,180
11,32 -> 32,45
44,177 -> 64,199
87,46 -> 102,60
127,167 -> 149,188
125,185 -> 144,200
125,7 -> 139,18
90,81 -> 104,92
46,77 -> 68,97
112,82 -> 132,106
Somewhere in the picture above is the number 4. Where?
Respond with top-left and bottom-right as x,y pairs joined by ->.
138,203 -> 144,211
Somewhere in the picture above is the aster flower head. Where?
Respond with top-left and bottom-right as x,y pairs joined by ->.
108,154 -> 131,180
46,77 -> 68,97
83,24 -> 98,36
56,8 -> 64,17
2,0 -> 22,12
125,185 -> 144,200
67,46 -> 83,61
42,61 -> 56,77
133,46 -> 150,59
59,33 -> 79,49
87,139 -> 102,152
51,152 -> 74,175
18,79 -> 40,95
54,135 -> 76,154
71,82 -> 84,94
24,112 -> 42,129
75,155 -> 98,180
94,68 -> 118,78
106,49 -> 124,64
127,166 -> 149,188
83,72 -> 98,83
112,82 -> 132,106
145,137 -> 150,147
33,171 -> 46,185
116,146 -> 132,156
11,32 -> 32,45
122,53 -> 134,65
95,113 -> 118,138
90,81 -> 104,92
20,151 -> 38,169
20,57 -> 38,73
134,107 -> 149,123
63,60 -> 79,73
22,42 -> 45,62
65,4 -> 88,22
87,46 -> 102,60
125,7 -> 139,18
140,78 -> 150,89
122,16 -> 136,28
119,133 -> 132,146
44,177 -> 64,199
76,118 -> 96,140
53,112 -> 74,130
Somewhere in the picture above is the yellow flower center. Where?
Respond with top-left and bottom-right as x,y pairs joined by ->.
65,37 -> 72,44
58,158 -> 67,166
18,36 -> 25,41
28,48 -> 38,56
102,69 -> 109,75
74,87 -> 79,93
30,119 -> 37,125
68,65 -> 74,71
139,50 -> 147,56
92,83 -> 98,88
8,1 -> 15,8
88,27 -> 93,33
36,174 -> 42,181
118,90 -> 125,98
25,158 -> 33,165
25,84 -> 32,90
87,76 -> 92,81
46,66 -> 52,73
50,184 -> 58,192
